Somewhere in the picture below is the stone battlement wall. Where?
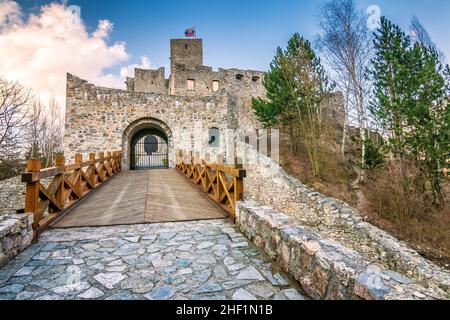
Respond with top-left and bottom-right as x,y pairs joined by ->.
133,67 -> 168,94
239,143 -> 450,298
65,73 -> 235,166
127,64 -> 266,99
0,213 -> 33,267
236,201 -> 443,300
0,176 -> 25,214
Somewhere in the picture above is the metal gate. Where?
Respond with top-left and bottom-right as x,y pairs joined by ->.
131,134 -> 168,170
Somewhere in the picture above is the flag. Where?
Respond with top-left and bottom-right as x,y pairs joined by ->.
185,27 -> 196,38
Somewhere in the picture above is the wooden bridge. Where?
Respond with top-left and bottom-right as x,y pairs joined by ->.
21,151 -> 246,237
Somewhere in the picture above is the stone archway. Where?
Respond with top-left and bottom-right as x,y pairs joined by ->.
122,117 -> 174,170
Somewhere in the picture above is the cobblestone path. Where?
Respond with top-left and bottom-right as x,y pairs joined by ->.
0,219 -> 305,300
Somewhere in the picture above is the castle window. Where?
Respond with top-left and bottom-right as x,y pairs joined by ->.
236,74 -> 244,81
187,79 -> 195,91
212,80 -> 220,92
252,76 -> 260,82
209,127 -> 220,148
184,44 -> 189,49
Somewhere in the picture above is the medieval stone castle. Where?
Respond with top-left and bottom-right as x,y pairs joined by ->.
65,39 -> 267,169
65,38 -> 345,171
124,39 -> 266,98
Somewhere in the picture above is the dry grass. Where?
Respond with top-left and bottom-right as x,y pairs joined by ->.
362,163 -> 450,268
278,128 -> 450,269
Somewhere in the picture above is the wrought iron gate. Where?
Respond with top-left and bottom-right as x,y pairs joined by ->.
131,134 -> 168,170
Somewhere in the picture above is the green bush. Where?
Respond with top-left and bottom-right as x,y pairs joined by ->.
364,139 -> 385,169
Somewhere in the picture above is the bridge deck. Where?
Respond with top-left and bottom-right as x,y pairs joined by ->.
53,169 -> 226,228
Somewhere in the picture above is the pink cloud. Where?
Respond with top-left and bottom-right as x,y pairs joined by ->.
0,1 -> 146,107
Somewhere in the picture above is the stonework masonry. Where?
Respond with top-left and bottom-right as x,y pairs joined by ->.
0,176 -> 25,213
65,73 -> 250,166
239,143 -> 450,298
0,213 -> 33,267
236,201 -> 442,300
131,67 -> 168,94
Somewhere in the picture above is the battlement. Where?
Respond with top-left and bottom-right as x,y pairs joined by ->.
131,67 -> 168,94
124,39 -> 266,98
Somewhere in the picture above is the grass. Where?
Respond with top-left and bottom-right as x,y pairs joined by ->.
278,129 -> 450,269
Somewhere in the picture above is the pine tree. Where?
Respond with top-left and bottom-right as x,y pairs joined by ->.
370,17 -> 449,206
252,33 -> 333,177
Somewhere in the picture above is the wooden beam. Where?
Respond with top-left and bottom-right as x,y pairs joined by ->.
24,159 -> 41,217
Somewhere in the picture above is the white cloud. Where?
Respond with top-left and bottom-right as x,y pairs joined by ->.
0,0 -> 21,28
120,56 -> 151,78
0,1 -> 147,107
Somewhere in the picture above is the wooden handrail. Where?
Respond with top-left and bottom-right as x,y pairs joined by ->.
175,150 -> 246,220
22,151 -> 122,236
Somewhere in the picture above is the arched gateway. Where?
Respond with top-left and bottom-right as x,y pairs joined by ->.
122,117 -> 173,170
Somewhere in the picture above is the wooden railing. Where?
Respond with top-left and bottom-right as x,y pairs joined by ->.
22,151 -> 122,235
176,151 -> 246,220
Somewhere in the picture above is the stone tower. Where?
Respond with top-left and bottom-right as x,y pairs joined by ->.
170,39 -> 203,71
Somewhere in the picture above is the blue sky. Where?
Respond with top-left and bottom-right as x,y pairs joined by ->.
15,0 -> 450,73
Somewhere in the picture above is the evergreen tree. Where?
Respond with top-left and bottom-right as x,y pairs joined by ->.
252,33 -> 333,177
370,17 -> 449,206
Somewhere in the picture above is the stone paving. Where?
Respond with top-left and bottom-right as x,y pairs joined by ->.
0,219 -> 306,300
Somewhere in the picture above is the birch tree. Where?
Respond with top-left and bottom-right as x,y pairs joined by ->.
0,78 -> 30,157
317,0 -> 373,179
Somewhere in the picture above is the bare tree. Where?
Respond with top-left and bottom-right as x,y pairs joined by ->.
317,0 -> 373,180
25,98 -> 64,168
0,78 -> 31,157
410,16 -> 446,64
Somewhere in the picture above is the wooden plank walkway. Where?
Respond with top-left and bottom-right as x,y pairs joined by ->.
53,169 -> 226,228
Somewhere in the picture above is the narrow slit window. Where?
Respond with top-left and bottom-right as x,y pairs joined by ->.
212,80 -> 220,92
187,79 -> 195,91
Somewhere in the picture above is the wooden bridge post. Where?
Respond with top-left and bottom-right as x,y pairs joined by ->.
234,176 -> 244,205
98,152 -> 105,180
105,151 -> 112,176
74,154 -> 83,196
24,159 -> 41,226
55,154 -> 65,211
112,151 -> 117,172
89,153 -> 96,187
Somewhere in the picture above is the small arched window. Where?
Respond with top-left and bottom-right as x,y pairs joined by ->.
252,76 -> 260,82
236,74 -> 244,80
209,127 -> 220,147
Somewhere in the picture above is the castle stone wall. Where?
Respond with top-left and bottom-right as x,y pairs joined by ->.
65,73 -> 236,168
236,201 -> 445,300
0,176 -> 25,213
133,67 -> 168,94
239,143 -> 450,298
170,39 -> 203,70
169,65 -> 220,97
0,213 -> 33,267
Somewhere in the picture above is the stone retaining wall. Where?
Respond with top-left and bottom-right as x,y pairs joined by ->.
0,213 -> 34,267
240,143 -> 450,298
0,176 -> 25,214
236,201 -> 444,300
